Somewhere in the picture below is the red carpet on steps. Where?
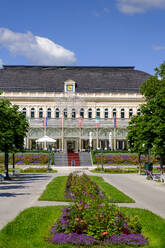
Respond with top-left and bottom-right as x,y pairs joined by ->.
67,152 -> 80,166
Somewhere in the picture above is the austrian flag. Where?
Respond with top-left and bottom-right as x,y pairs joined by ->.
43,116 -> 47,127
78,116 -> 82,127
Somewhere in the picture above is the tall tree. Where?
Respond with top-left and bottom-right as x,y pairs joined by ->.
140,62 -> 165,174
127,115 -> 152,174
0,99 -> 29,179
128,62 -> 165,175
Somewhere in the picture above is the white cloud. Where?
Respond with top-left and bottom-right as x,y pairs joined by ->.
92,8 -> 109,17
152,45 -> 165,51
0,28 -> 76,66
0,58 -> 3,68
103,8 -> 110,13
117,0 -> 165,14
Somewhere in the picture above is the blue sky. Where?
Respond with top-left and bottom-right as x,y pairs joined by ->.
0,0 -> 165,74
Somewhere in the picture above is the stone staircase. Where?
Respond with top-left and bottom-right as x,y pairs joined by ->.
54,152 -> 68,166
79,152 -> 92,166
54,152 -> 92,167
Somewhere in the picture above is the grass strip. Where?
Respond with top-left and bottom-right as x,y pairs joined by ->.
39,175 -> 134,203
0,206 -> 165,248
20,168 -> 57,173
91,168 -> 139,174
90,176 -> 135,203
39,176 -> 72,202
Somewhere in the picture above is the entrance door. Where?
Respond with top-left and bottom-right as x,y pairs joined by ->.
67,141 -> 75,152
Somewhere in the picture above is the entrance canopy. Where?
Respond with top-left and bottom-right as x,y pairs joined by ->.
36,135 -> 56,143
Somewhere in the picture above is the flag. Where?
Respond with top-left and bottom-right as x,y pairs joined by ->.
78,116 -> 82,127
96,116 -> 100,127
114,115 -> 117,128
45,116 -> 47,127
60,116 -> 64,127
43,117 -> 45,126
43,116 -> 47,127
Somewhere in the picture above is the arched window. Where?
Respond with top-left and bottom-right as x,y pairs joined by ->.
113,108 -> 116,118
64,108 -> 67,119
129,109 -> 133,119
47,108 -> 51,119
104,108 -> 108,119
96,108 -> 100,118
72,108 -> 76,119
22,107 -> 26,117
80,108 -> 84,118
39,108 -> 43,119
31,108 -> 35,119
137,109 -> 141,116
55,108 -> 59,119
88,108 -> 92,119
121,109 -> 125,119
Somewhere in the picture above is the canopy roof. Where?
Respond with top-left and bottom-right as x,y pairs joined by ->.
36,135 -> 56,143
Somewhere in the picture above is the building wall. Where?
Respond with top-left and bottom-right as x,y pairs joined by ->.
0,91 -> 145,151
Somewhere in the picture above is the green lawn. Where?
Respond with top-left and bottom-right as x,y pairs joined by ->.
20,168 -> 57,173
39,176 -> 72,202
0,206 -> 165,248
39,175 -> 134,203
91,168 -> 139,174
90,176 -> 135,203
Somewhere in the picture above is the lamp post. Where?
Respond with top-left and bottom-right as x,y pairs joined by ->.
47,145 -> 52,172
109,131 -> 112,150
99,142 -> 104,172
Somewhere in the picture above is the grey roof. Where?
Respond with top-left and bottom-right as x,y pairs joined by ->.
0,66 -> 151,93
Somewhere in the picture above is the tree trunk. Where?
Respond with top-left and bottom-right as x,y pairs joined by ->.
12,153 -> 15,176
160,155 -> 164,175
138,153 -> 141,175
4,151 -> 10,180
148,148 -> 151,164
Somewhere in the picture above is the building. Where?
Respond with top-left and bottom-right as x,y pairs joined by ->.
0,65 -> 150,152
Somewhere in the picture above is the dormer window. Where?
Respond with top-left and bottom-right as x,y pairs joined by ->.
64,80 -> 76,93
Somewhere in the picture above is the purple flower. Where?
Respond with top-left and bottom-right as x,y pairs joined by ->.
108,161 -> 113,164
16,160 -> 24,164
51,233 -> 97,245
122,155 -> 129,159
33,155 -> 40,158
17,155 -> 24,158
32,160 -> 39,164
105,233 -> 148,246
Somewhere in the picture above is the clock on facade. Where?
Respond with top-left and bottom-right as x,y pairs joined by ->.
67,85 -> 73,91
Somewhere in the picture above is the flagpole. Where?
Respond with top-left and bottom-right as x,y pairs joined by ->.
113,115 -> 117,151
61,116 -> 64,152
43,116 -> 47,150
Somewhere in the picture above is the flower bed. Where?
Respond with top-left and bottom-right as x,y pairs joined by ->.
95,154 -> 159,165
49,173 -> 148,247
0,154 -> 48,165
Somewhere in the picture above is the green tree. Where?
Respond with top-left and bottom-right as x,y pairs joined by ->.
127,115 -> 152,174
0,99 -> 29,179
128,62 -> 165,175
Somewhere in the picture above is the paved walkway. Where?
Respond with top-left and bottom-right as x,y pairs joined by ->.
89,172 -> 165,218
0,170 -> 165,231
0,173 -> 60,230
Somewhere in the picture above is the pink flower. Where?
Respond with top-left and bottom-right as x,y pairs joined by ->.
103,231 -> 108,235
